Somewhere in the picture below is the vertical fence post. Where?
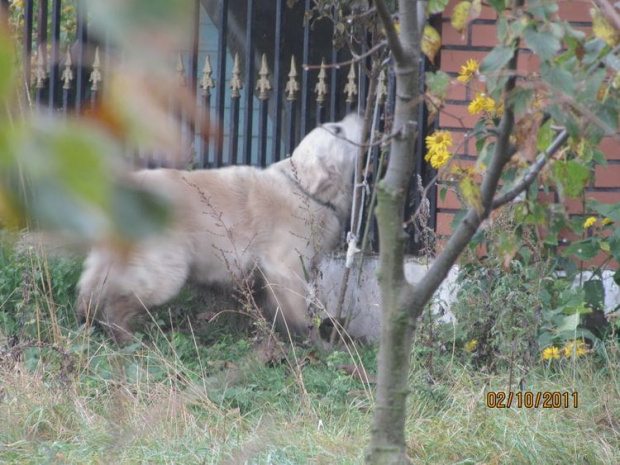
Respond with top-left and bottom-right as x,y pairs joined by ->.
48,0 -> 61,111
314,58 -> 327,125
34,46 -> 46,107
89,47 -> 101,111
272,0 -> 284,161
23,0 -> 34,105
285,56 -> 299,157
228,53 -> 242,165
344,64 -> 357,114
215,0 -> 229,167
300,0 -> 311,138
241,0 -> 255,165
256,54 -> 271,167
74,0 -> 88,114
200,55 -> 215,167
61,49 -> 73,115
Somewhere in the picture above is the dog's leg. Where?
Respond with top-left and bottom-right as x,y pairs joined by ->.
78,242 -> 191,342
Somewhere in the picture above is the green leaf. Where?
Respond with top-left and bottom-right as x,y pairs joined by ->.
428,0 -> 450,15
584,280 -> 605,310
554,160 -> 590,198
540,63 -> 575,95
592,149 -> 608,166
536,119 -> 553,152
509,87 -> 534,115
480,45 -> 516,74
556,312 -> 580,333
588,199 -> 620,222
439,185 -> 448,203
524,27 -> 561,61
486,0 -> 508,12
529,0 -> 559,19
563,238 -> 599,261
425,70 -> 451,98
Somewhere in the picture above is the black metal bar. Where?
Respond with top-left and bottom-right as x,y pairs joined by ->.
258,98 -> 268,166
23,0 -> 34,102
48,0 -> 61,111
35,0 -> 48,107
215,0 -> 229,167
75,0 -> 88,114
315,102 -> 325,126
229,96 -> 241,165
201,91 -> 212,168
329,7 -> 338,121
241,0 -> 255,165
272,0 -> 284,161
286,98 -> 297,157
189,0 -> 200,153
300,0 -> 311,139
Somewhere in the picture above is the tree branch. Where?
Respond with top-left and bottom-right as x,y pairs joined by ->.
374,0 -> 405,64
492,129 -> 569,209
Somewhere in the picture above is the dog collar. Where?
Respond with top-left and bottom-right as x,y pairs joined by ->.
278,168 -> 338,213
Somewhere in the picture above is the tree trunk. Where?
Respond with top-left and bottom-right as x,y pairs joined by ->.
366,0 -> 423,463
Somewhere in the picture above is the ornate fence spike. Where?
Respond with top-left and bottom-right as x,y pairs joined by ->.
314,58 -> 328,104
89,47 -> 102,91
285,55 -> 299,102
34,45 -> 47,89
176,53 -> 187,87
61,49 -> 73,90
229,53 -> 243,98
256,53 -> 271,100
344,64 -> 358,103
200,54 -> 215,97
377,67 -> 388,105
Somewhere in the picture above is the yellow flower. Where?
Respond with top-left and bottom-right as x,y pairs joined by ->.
468,93 -> 496,115
11,0 -> 24,9
563,341 -> 588,358
602,217 -> 613,226
465,339 -> 478,352
583,216 -> 597,228
425,130 -> 453,152
428,149 -> 451,169
457,59 -> 479,84
542,346 -> 560,360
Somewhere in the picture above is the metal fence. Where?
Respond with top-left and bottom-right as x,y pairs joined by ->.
6,0 -> 437,254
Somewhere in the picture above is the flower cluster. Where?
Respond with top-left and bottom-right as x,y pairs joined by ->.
465,339 -> 478,352
542,340 -> 589,360
457,59 -> 479,84
584,216 -> 614,228
468,93 -> 502,116
425,130 -> 453,169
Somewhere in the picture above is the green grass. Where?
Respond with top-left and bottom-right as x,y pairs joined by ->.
1,242 -> 620,463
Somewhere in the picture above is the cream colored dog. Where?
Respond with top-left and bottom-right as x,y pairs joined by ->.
77,114 -> 363,341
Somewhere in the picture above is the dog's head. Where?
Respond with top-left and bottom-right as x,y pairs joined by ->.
290,114 -> 363,216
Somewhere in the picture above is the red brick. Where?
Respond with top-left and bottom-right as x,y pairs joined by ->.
441,21 -> 469,46
594,165 -> 620,188
436,212 -> 455,236
566,191 -> 620,214
441,50 -> 490,74
439,103 -> 480,129
479,5 -> 498,20
471,24 -> 497,48
517,52 -> 541,74
437,185 -> 462,209
446,82 -> 467,101
599,138 -> 620,160
556,0 -> 592,22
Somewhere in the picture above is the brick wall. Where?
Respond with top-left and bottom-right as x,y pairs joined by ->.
437,0 -> 620,267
